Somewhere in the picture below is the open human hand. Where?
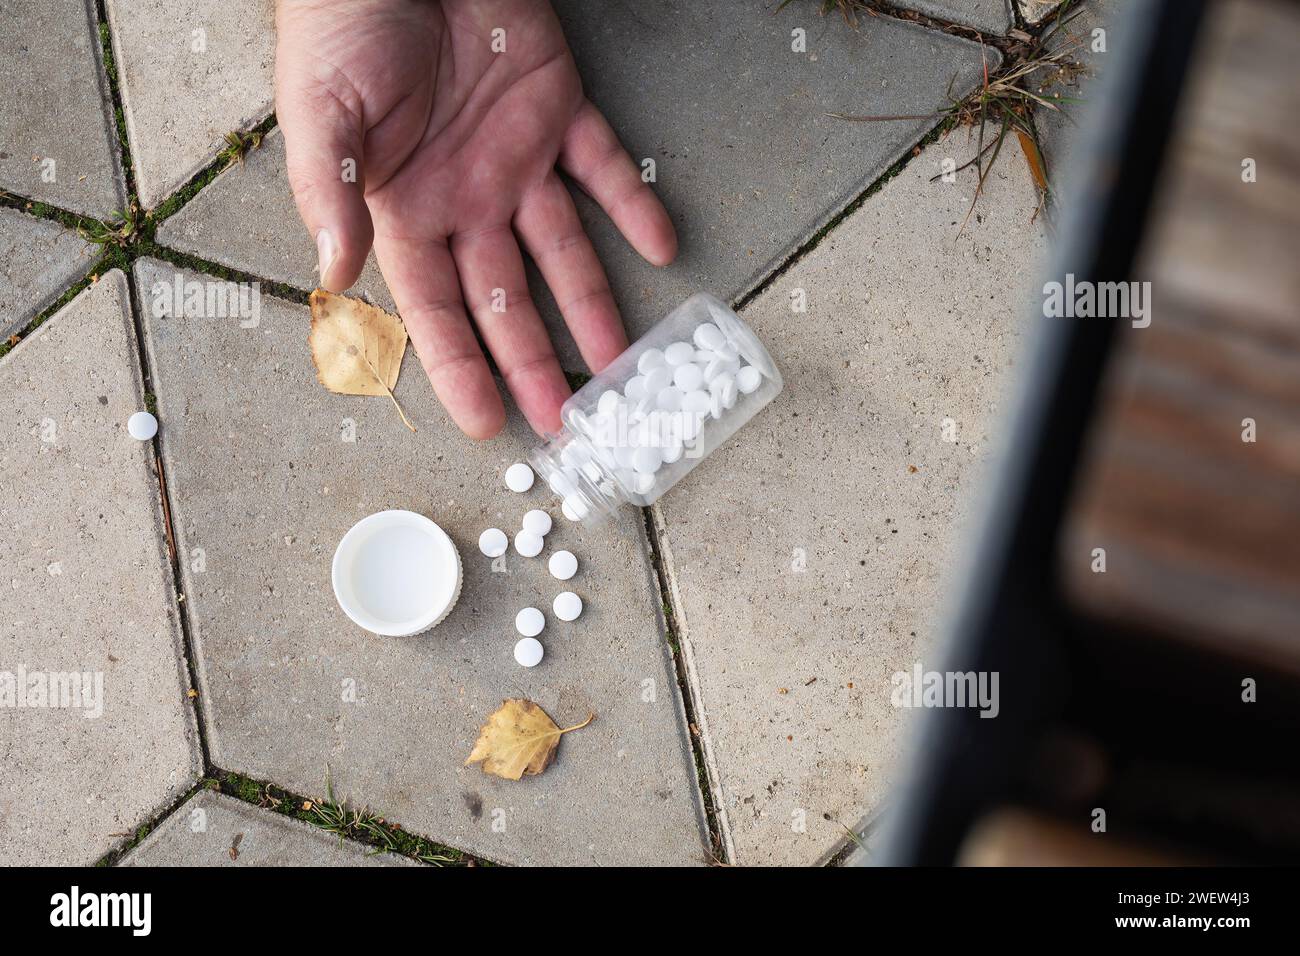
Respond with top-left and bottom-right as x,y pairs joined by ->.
275,0 -> 677,438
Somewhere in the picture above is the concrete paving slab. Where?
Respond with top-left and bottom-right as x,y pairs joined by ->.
0,0 -> 127,218
155,129 -> 394,310
135,258 -> 706,866
1017,0 -> 1066,25
0,208 -> 97,339
544,2 -> 994,370
121,790 -> 415,866
653,127 -> 1047,865
1035,0 -> 1119,203
0,270 -> 202,865
892,0 -> 1013,34
104,0 -> 274,209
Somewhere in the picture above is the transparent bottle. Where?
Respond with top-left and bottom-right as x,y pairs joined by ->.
530,292 -> 782,524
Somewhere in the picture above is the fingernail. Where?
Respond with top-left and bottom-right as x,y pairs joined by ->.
316,228 -> 338,290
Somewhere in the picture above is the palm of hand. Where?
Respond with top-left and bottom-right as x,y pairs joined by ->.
276,0 -> 676,438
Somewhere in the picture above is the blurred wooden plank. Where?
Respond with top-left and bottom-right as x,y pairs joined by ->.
1062,0 -> 1300,670
958,807 -> 1194,866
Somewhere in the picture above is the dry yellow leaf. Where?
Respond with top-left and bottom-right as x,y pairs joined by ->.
308,289 -> 415,431
465,699 -> 594,781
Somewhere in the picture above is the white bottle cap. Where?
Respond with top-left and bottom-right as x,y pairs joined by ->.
331,510 -> 462,636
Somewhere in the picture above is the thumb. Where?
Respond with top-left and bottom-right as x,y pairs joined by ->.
277,89 -> 374,294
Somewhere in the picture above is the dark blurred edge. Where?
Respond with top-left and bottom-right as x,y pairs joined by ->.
869,0 -> 1210,866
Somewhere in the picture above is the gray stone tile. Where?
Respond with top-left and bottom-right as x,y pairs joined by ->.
104,0 -> 275,209
1017,0 -> 1065,25
155,129 -> 394,310
0,208 -> 97,339
0,270 -> 202,865
892,0 -> 1013,33
544,3 -> 994,369
0,0 -> 127,218
1035,0 -> 1120,203
653,128 -> 1047,865
121,790 -> 416,866
135,258 -> 706,866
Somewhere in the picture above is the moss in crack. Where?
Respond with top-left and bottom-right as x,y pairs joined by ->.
208,770 -> 489,866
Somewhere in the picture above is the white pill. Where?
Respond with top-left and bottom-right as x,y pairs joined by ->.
709,388 -> 724,420
637,348 -> 666,373
664,341 -> 695,366
597,389 -> 622,417
625,375 -> 648,401
713,373 -> 738,410
656,385 -> 684,412
553,591 -> 583,621
614,443 -> 636,469
478,528 -> 508,558
662,440 -> 684,464
514,636 -> 544,667
522,509 -> 552,537
127,410 -> 158,441
560,442 -> 590,469
694,322 -> 726,351
514,529 -> 544,557
633,445 -> 663,474
644,365 -> 673,392
505,462 -> 534,492
682,411 -> 703,441
633,471 -> 656,495
515,607 -> 545,637
633,394 -> 656,420
673,363 -> 704,391
548,470 -> 577,497
548,549 -> 578,580
562,495 -> 589,522
736,365 -> 763,394
681,389 -> 711,415
713,342 -> 740,362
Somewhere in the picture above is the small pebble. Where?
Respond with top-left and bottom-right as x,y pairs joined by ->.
736,365 -> 763,394
127,411 -> 158,441
514,529 -> 544,557
522,509 -> 552,537
478,528 -> 508,558
664,341 -> 695,366
515,607 -> 545,637
673,363 -> 704,391
693,322 -> 726,351
553,591 -> 583,621
548,549 -> 578,581
505,462 -> 534,492
514,636 -> 544,667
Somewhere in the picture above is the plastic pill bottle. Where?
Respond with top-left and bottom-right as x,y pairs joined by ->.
530,292 -> 782,524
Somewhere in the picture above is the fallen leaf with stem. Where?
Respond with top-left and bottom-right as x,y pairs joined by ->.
466,699 -> 594,780
308,289 -> 415,431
